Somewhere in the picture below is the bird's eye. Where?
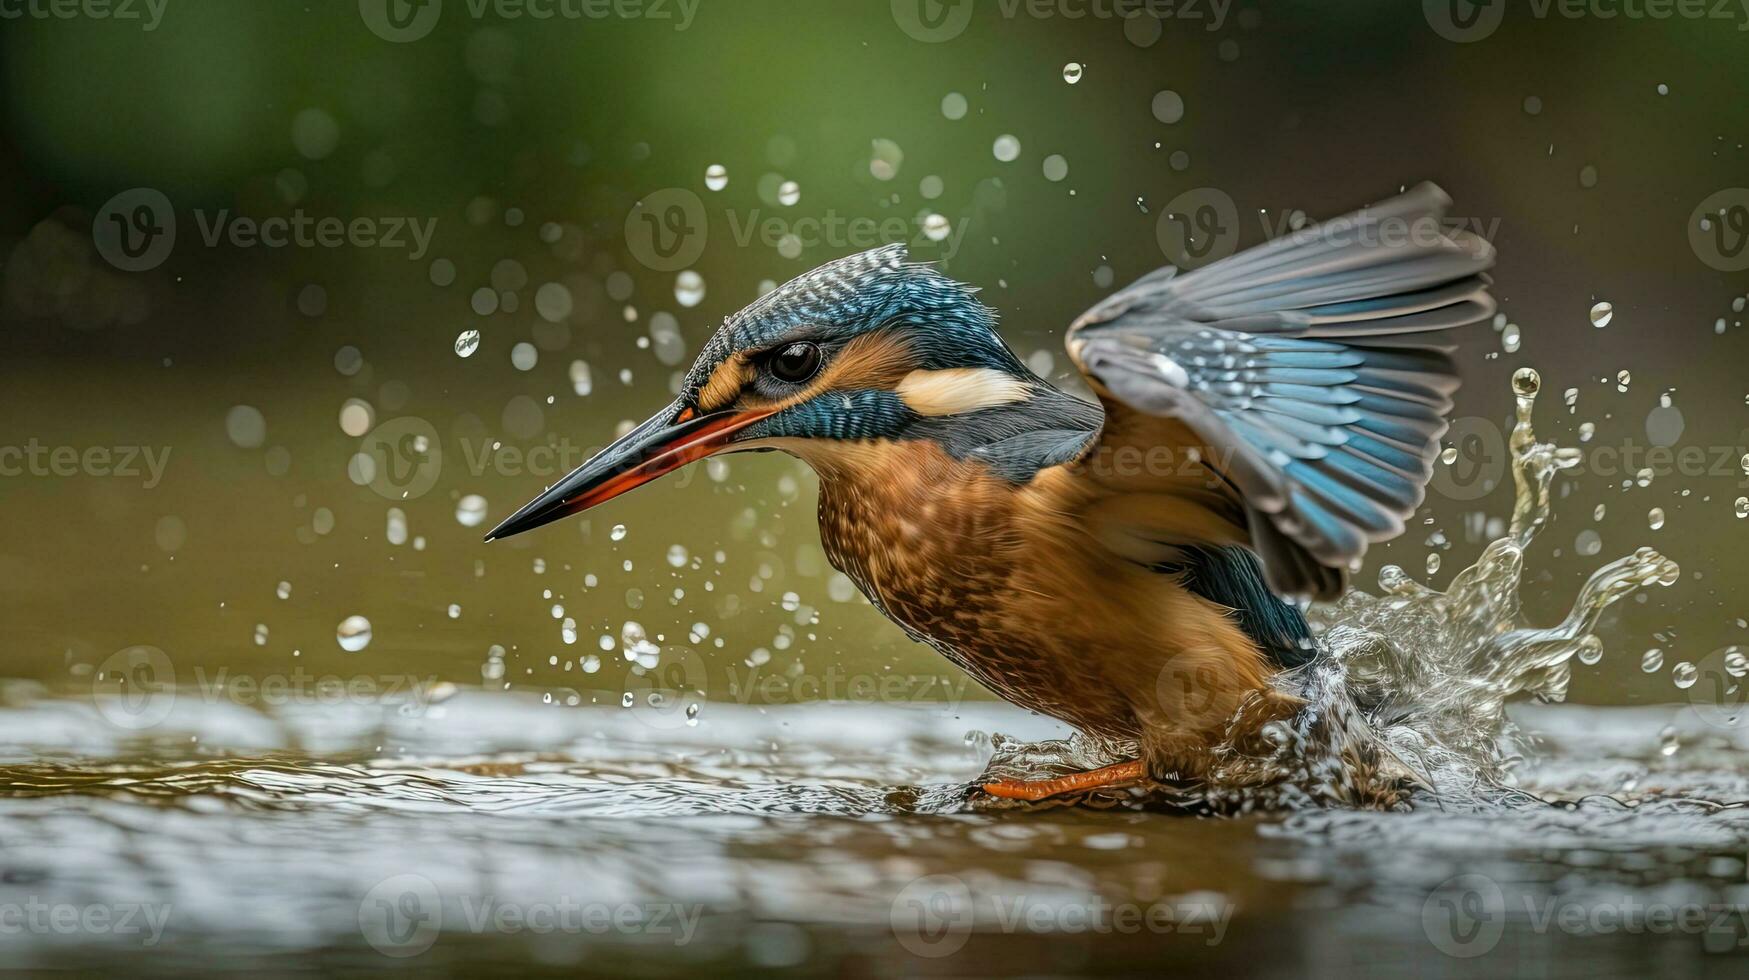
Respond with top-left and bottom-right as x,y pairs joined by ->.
767,342 -> 823,384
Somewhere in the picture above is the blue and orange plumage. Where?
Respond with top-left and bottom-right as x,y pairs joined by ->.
489,183 -> 1496,800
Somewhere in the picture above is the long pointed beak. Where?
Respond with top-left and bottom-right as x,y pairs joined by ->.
484,402 -> 774,542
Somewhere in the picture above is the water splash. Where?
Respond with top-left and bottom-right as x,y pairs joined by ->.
976,369 -> 1682,812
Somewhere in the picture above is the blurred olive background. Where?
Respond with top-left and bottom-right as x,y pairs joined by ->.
1,0 -> 1746,709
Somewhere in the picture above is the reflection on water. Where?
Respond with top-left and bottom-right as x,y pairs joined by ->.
3,689 -> 1749,976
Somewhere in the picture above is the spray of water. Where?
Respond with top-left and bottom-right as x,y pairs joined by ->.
976,369 -> 1682,812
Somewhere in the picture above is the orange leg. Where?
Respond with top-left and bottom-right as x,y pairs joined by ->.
980,760 -> 1148,801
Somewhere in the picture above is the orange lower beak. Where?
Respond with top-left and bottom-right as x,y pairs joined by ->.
485,403 -> 774,541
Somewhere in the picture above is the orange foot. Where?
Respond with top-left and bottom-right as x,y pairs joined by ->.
980,760 -> 1148,802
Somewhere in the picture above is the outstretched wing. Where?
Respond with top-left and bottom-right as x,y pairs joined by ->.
1065,183 -> 1496,600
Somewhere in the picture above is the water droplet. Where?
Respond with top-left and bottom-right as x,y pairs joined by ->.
1641,648 -> 1665,672
1658,724 -> 1681,757
1062,62 -> 1083,84
276,581 -> 292,600
455,494 -> 488,528
454,329 -> 481,358
992,135 -> 1021,162
336,615 -> 372,652
1617,369 -> 1631,390
1501,323 -> 1521,352
620,691 -> 634,708
666,544 -> 689,568
1648,507 -> 1665,530
685,702 -> 701,726
1736,496 -> 1749,519
1673,661 -> 1699,689
1589,301 -> 1613,328
447,603 -> 461,619
922,213 -> 951,242
1425,553 -> 1441,575
1511,367 -> 1540,396
1151,90 -> 1185,124
941,91 -> 967,120
226,405 -> 267,449
1576,635 -> 1603,666
777,180 -> 800,206
1441,446 -> 1458,465
704,163 -> 728,191
610,523 -> 628,542
1726,648 -> 1749,678
675,270 -> 705,307
1042,154 -> 1069,182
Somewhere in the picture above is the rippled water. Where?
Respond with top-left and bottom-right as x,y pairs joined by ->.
3,689 -> 1749,976
6,376 -> 1748,976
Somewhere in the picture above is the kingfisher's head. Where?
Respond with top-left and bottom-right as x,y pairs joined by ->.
487,244 -> 1077,542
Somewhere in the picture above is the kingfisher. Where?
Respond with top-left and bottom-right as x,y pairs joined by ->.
488,183 -> 1495,801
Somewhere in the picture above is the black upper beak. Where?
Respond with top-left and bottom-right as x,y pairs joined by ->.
483,401 -> 774,542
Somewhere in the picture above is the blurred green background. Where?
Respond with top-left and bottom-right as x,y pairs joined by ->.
2,0 -> 1747,709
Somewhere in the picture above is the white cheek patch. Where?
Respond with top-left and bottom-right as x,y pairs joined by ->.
896,368 -> 1030,416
